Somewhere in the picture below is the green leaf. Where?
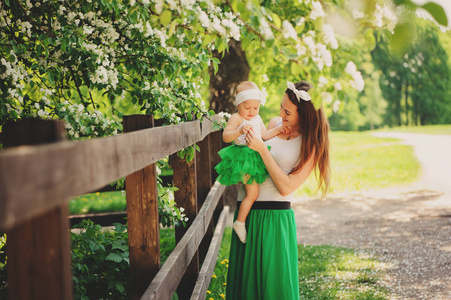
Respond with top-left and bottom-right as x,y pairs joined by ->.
202,34 -> 216,46
106,252 -> 124,263
422,2 -> 448,26
160,10 -> 172,26
116,282 -> 125,293
390,22 -> 413,56
168,20 -> 177,37
365,29 -> 376,51
271,13 -> 281,28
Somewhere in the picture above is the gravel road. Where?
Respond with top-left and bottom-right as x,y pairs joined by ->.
293,132 -> 451,299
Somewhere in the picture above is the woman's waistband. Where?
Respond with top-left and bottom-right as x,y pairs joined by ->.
237,201 -> 291,210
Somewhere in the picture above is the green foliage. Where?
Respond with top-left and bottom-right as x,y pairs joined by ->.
0,234 -> 6,300
71,220 -> 130,300
372,17 -> 451,126
0,0 -> 233,138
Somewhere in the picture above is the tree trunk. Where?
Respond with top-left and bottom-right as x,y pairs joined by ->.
208,39 -> 250,213
404,81 -> 409,126
209,39 -> 250,114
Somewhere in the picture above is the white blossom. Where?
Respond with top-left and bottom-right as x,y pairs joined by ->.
334,82 -> 342,91
353,9 -> 365,19
197,8 -> 210,28
333,100 -> 341,113
310,1 -> 325,20
260,18 -> 274,40
345,61 -> 365,91
322,92 -> 333,104
318,76 -> 328,87
282,20 -> 298,40
322,24 -> 338,49
155,0 -> 164,14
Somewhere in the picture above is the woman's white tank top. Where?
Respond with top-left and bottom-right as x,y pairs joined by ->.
237,118 -> 302,202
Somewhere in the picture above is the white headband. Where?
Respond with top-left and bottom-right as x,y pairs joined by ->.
287,81 -> 311,102
235,88 -> 267,106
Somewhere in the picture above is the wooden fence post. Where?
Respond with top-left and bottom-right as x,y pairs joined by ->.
123,115 -> 160,300
3,118 -> 72,300
196,136 -> 214,264
209,130 -> 227,220
171,150 -> 199,300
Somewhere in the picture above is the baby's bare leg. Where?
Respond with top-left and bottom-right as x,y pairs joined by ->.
237,183 -> 259,222
233,182 -> 259,244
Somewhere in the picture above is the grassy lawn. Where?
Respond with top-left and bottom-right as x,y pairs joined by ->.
206,229 -> 389,300
297,131 -> 421,196
69,191 -> 126,215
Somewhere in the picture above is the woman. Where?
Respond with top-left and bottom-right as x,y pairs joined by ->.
226,81 -> 330,299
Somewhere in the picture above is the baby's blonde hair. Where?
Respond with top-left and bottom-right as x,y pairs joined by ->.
236,81 -> 259,95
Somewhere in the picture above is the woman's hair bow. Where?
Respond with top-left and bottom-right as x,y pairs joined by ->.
287,81 -> 311,102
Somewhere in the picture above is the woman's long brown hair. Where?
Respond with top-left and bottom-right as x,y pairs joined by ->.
286,81 -> 330,197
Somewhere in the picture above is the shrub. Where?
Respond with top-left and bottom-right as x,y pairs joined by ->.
71,220 -> 129,300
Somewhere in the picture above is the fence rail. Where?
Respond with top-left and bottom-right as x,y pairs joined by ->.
0,114 -> 228,300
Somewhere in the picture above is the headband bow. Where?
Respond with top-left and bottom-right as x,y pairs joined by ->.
235,87 -> 267,106
287,81 -> 311,102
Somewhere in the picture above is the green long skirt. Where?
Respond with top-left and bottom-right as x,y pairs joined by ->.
226,205 -> 299,299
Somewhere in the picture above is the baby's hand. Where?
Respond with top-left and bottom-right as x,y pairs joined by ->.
277,125 -> 291,135
241,124 -> 253,134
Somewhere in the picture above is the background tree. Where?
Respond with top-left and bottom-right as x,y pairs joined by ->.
372,16 -> 450,126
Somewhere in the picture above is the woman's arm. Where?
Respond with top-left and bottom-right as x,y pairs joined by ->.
246,127 -> 315,196
222,113 -> 247,143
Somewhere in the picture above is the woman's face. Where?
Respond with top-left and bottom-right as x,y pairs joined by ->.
279,93 -> 300,128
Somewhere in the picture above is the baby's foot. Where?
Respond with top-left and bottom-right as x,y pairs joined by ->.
233,220 -> 247,243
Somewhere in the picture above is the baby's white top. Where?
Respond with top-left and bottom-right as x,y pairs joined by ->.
237,118 -> 302,202
233,115 -> 263,146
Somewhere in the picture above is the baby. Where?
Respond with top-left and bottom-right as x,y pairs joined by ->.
215,81 -> 288,243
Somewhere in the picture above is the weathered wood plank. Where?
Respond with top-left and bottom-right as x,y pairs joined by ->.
190,206 -> 229,300
0,117 -> 225,230
4,119 -> 72,300
124,115 -> 162,300
140,182 -> 225,300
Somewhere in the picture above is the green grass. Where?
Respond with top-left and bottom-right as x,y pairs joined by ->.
69,191 -> 126,215
206,228 -> 232,300
206,229 -> 389,300
375,124 -> 451,135
297,131 -> 421,196
298,245 -> 388,299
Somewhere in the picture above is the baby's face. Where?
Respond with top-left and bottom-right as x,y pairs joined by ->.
237,99 -> 260,121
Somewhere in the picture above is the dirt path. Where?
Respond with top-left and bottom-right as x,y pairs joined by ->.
293,133 -> 451,299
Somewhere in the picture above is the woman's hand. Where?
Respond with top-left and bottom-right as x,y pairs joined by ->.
246,128 -> 266,153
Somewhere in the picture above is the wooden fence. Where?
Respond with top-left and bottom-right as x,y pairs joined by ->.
0,114 -> 229,300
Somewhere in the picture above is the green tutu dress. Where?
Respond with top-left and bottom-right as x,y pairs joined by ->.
226,202 -> 299,299
215,144 -> 269,185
